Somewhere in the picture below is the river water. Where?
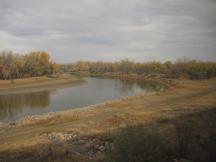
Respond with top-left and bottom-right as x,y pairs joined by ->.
0,77 -> 164,122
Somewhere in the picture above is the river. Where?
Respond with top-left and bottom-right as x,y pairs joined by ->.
0,77 -> 164,122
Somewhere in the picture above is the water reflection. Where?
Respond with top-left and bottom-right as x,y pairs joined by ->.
0,91 -> 50,119
114,79 -> 164,94
0,77 -> 165,122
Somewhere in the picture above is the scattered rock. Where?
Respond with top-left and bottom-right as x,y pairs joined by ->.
47,132 -> 76,143
47,133 -> 114,159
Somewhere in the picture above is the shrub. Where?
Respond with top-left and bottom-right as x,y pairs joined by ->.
101,126 -> 172,162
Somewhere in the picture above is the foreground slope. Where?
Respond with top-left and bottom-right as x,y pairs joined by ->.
0,78 -> 215,161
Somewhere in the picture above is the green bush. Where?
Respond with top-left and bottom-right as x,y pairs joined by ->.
101,126 -> 172,162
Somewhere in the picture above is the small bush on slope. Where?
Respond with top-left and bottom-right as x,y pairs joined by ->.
99,126 -> 173,162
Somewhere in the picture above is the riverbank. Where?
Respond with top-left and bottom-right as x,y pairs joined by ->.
0,74 -> 85,95
0,78 -> 215,161
74,72 -> 174,87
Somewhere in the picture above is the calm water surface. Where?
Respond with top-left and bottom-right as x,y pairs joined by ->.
0,77 -> 164,122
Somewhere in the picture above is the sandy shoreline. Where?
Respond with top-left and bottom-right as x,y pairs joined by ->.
0,75 -> 85,95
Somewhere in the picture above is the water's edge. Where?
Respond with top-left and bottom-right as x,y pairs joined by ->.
0,91 -> 160,127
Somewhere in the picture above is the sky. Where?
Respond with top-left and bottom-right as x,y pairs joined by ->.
0,0 -> 216,63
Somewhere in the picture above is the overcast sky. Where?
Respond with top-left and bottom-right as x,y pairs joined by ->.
0,0 -> 216,63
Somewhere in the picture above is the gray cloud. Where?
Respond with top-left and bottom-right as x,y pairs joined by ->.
0,0 -> 216,62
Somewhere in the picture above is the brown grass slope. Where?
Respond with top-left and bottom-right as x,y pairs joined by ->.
0,78 -> 215,161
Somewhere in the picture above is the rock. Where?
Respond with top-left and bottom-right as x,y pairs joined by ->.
47,132 -> 77,143
64,134 -> 74,141
99,145 -> 105,152
48,132 -> 65,142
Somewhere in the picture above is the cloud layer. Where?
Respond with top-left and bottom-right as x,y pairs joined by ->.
0,0 -> 216,62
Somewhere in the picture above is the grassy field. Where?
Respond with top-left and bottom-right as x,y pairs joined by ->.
0,78 -> 215,162
0,74 -> 84,94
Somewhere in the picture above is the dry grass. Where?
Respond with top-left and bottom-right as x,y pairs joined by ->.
0,78 -> 216,161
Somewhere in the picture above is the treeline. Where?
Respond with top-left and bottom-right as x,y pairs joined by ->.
61,59 -> 216,79
0,51 -> 59,80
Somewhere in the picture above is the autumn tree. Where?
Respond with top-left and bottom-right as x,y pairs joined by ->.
62,59 -> 216,80
0,50 -> 59,80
